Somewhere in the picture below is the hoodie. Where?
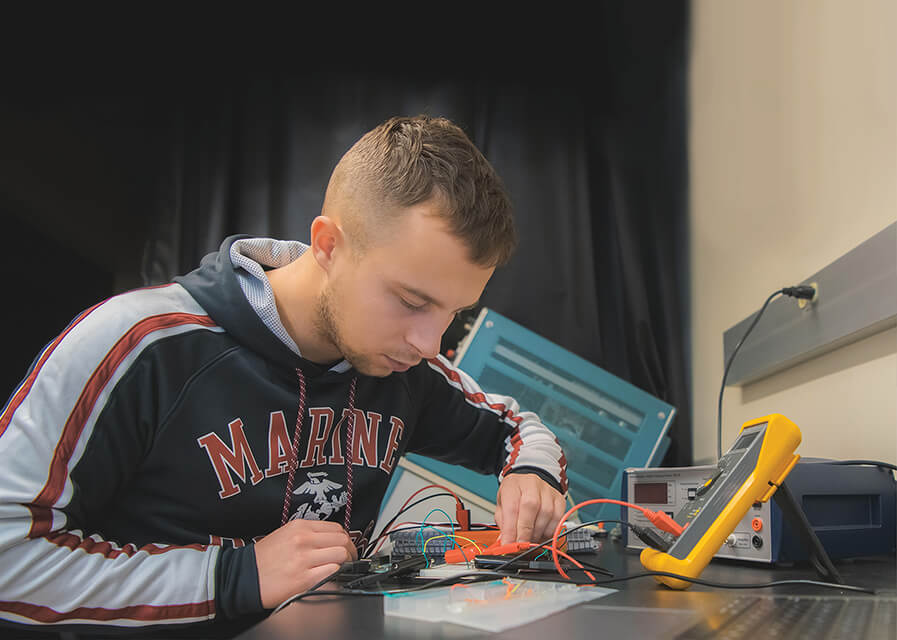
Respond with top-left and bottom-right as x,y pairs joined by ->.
0,235 -> 567,633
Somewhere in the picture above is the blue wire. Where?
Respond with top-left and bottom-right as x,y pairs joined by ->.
418,508 -> 457,567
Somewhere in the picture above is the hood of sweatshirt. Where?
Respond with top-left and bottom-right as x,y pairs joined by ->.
174,234 -> 353,380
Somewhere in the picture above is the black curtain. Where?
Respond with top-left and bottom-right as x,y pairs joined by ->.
137,5 -> 691,465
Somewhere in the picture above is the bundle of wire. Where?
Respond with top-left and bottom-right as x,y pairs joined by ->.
363,483 -> 499,559
273,486 -> 877,614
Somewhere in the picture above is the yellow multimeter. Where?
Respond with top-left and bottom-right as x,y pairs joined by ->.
640,414 -> 802,589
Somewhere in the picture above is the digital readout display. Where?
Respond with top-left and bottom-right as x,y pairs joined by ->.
732,430 -> 759,450
633,482 -> 668,504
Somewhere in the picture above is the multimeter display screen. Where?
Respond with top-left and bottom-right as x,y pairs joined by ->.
732,430 -> 760,450
634,482 -> 668,504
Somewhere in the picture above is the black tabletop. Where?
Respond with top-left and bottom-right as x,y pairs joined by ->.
234,540 -> 896,640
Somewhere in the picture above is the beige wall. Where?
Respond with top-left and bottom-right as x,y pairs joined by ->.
689,0 -> 897,464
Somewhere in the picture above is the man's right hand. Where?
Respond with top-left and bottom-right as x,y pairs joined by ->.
254,519 -> 358,609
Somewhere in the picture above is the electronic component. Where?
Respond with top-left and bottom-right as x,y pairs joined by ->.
640,414 -> 802,589
388,526 -> 597,561
342,554 -> 430,589
389,527 -> 500,559
445,542 -> 539,564
565,527 -> 603,553
624,459 -> 896,563
472,554 -> 613,577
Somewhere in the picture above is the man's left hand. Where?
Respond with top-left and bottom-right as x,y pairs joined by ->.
494,473 -> 566,545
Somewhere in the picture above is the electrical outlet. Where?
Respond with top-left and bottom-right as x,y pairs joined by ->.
723,223 -> 896,386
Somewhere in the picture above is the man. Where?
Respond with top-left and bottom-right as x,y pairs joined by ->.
0,115 -> 568,634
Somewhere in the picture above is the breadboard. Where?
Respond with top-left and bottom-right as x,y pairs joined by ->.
384,578 -> 615,632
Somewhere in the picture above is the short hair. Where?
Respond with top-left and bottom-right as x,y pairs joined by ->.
324,115 -> 517,267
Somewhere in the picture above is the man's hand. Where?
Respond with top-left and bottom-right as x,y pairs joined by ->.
254,519 -> 357,609
494,473 -> 566,545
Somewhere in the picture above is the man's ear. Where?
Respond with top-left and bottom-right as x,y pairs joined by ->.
309,216 -> 345,273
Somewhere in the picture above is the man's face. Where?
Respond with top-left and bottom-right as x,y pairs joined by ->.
315,202 -> 494,377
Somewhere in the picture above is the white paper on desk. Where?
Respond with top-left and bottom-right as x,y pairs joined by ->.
383,579 -> 616,633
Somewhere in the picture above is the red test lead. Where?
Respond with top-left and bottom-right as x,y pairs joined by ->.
443,541 -> 535,564
645,509 -> 685,537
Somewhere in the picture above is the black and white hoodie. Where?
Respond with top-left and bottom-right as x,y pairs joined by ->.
0,235 -> 567,634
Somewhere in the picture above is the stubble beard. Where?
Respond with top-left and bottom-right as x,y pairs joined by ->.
314,284 -> 386,377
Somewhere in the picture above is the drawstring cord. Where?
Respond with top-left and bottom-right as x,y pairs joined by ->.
343,377 -> 357,531
280,369 -> 308,526
280,369 -> 358,535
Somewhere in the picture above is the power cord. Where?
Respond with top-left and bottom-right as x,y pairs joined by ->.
717,285 -> 817,459
823,459 -> 897,472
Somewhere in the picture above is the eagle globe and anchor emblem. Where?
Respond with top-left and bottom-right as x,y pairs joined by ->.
288,471 -> 349,521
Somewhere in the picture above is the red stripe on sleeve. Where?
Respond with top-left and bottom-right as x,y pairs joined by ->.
429,357 -> 567,491
28,312 -> 217,538
0,302 -> 104,440
500,428 -> 523,477
0,599 -> 214,624
0,284 -> 177,441
43,530 -> 207,559
558,452 -> 569,493
427,358 -> 523,424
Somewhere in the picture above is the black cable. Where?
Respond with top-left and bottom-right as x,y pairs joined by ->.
277,491 -> 460,612
718,289 -> 783,460
363,492 -> 455,557
367,521 -> 497,547
717,284 -> 818,460
349,519 -> 623,594
370,524 -> 455,539
823,459 -> 897,472
490,519 -> 633,573
573,571 -> 876,594
434,515 -> 874,595
287,569 -> 876,600
280,517 -> 875,604
284,495 -> 878,605
276,492 -> 470,612
301,569 -> 627,600
272,565 -> 345,614
289,571 -> 507,601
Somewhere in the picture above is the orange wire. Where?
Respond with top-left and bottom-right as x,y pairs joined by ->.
551,546 -> 596,582
489,541 -> 597,582
550,498 -> 654,580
